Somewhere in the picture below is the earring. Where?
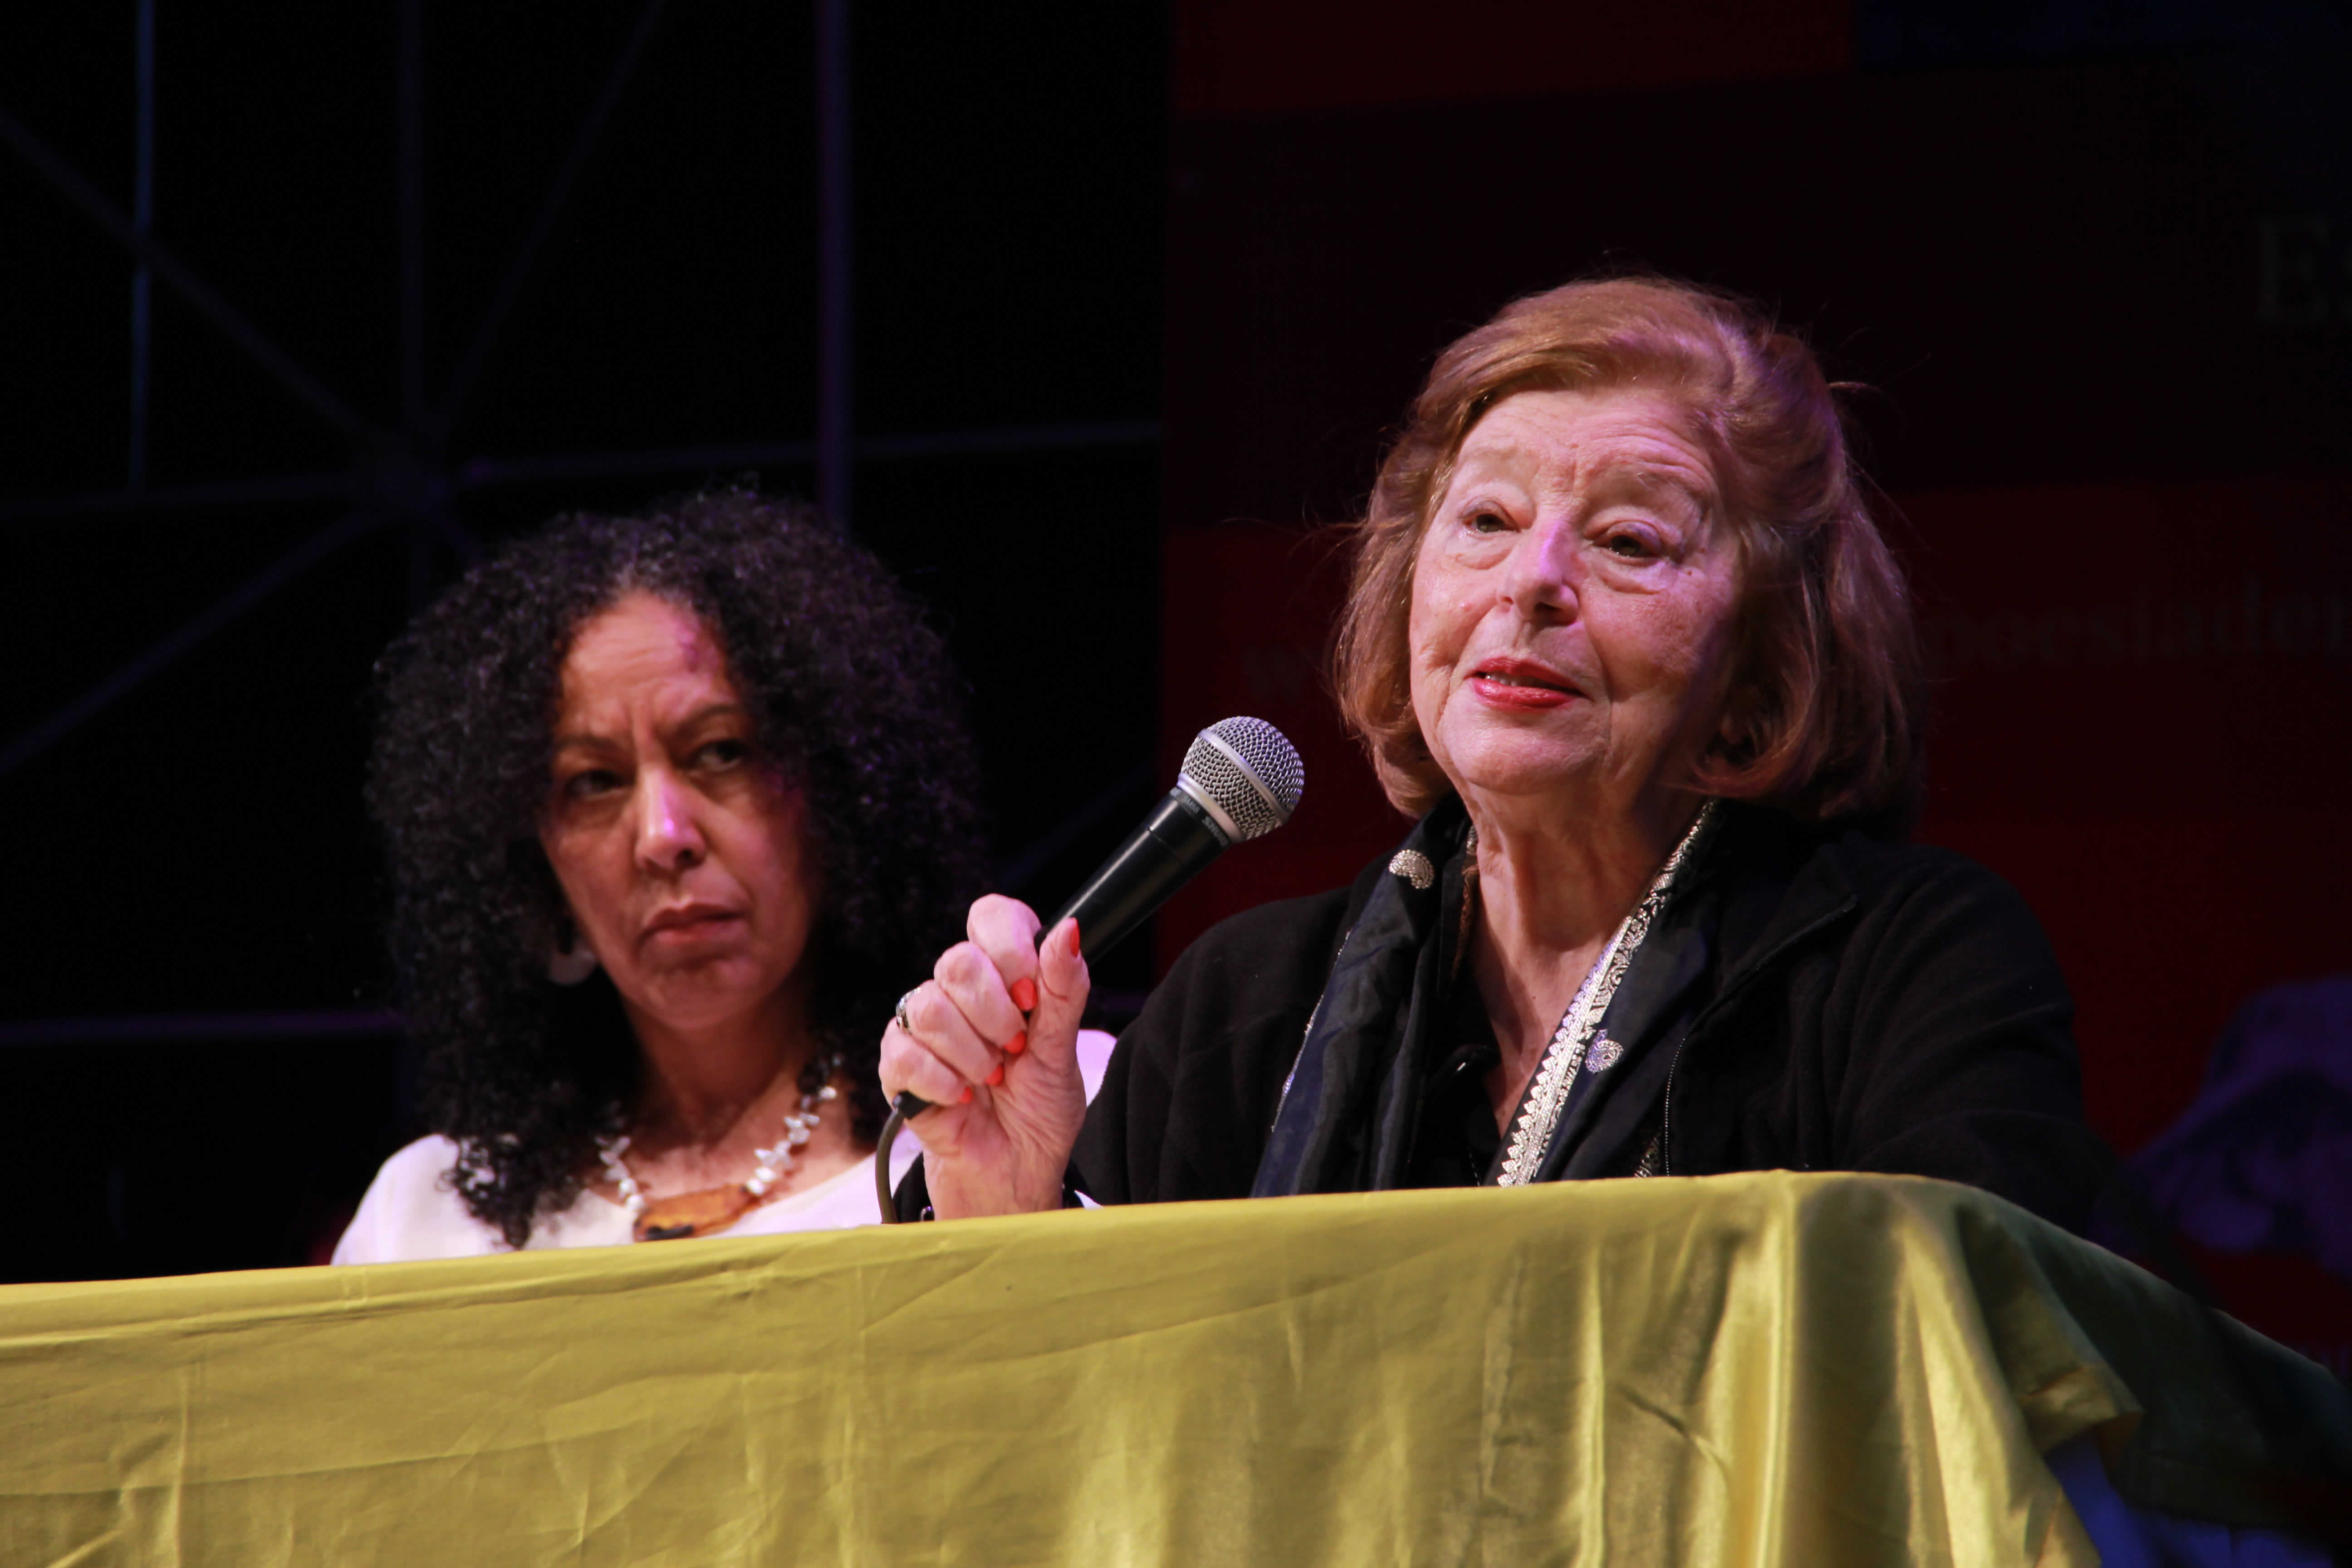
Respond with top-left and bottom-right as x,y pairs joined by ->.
549,933 -> 598,986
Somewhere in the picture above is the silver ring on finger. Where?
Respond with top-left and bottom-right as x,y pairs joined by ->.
894,987 -> 921,1034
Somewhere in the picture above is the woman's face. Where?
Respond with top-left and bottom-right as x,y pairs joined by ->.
539,591 -> 818,1035
1407,385 -> 1744,823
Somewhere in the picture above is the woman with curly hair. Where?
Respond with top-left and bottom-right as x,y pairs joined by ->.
334,489 -> 987,1257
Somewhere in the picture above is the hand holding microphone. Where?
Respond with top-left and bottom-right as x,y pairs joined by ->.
882,898 -> 1092,1219
877,718 -> 1303,1220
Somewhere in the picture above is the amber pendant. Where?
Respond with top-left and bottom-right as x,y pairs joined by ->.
632,1183 -> 759,1242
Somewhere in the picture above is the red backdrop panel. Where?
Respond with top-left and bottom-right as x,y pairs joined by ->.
1905,476 -> 2352,1153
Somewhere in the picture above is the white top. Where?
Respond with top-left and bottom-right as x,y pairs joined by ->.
333,1029 -> 1118,1263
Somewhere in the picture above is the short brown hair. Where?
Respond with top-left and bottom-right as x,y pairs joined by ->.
1333,276 -> 1921,830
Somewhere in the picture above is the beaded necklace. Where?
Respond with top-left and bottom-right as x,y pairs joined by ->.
597,1052 -> 843,1241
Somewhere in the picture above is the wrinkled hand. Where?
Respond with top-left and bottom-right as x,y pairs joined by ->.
878,895 -> 1088,1218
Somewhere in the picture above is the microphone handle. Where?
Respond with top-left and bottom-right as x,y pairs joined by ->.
1047,785 -> 1229,963
890,787 -> 1228,1119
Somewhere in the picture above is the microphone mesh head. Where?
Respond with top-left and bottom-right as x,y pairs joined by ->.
1180,717 -> 1304,843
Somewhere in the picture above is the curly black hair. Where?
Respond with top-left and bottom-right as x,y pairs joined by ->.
368,489 -> 985,1247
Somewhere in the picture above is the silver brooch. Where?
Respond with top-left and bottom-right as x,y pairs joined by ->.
1586,1033 -> 1623,1072
1387,849 -> 1436,890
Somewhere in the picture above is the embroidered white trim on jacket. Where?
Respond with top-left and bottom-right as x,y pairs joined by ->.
1495,802 -> 1716,1186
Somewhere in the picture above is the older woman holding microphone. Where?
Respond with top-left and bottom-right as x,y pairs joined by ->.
883,276 -> 2112,1227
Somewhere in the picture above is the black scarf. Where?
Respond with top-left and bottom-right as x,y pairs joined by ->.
1251,799 -> 1724,1197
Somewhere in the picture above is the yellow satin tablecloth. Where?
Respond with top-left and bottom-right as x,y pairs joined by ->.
2,1172 -> 2343,1566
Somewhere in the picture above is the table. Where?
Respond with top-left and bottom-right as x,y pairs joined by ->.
4,1172 -> 2345,1565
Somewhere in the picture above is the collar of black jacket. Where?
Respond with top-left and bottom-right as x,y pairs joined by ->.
1535,805 -> 1872,1181
1252,799 -> 1873,1198
1251,799 -> 1473,1197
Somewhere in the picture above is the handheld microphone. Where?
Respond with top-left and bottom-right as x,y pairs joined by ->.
1039,714 -> 1305,964
877,717 -> 1304,1219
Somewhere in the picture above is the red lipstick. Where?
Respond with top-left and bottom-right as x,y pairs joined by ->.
1465,657 -> 1581,711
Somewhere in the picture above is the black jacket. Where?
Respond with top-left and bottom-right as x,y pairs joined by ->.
1073,806 -> 2115,1233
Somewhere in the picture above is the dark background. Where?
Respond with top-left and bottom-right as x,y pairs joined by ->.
4,0 -> 2347,1364
2,0 -> 1167,1279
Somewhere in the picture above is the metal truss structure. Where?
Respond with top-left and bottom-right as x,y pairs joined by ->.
0,0 -> 1158,1050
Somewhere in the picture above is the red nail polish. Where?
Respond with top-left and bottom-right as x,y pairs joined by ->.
985,1063 -> 1004,1086
959,1086 -> 973,1104
1005,1031 -> 1027,1055
1009,977 -> 1039,1013
1067,921 -> 1082,957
